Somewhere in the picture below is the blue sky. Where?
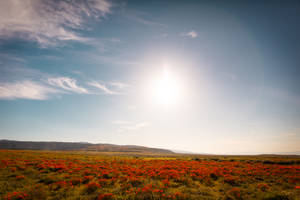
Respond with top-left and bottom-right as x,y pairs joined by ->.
0,0 -> 300,154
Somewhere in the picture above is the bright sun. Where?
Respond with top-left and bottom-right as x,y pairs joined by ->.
153,68 -> 180,106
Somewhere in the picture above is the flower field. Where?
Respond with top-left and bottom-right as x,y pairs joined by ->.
0,150 -> 300,200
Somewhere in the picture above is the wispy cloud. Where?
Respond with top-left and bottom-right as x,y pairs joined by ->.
0,80 -> 59,100
88,81 -> 129,95
0,64 -> 127,100
0,0 -> 112,47
48,77 -> 89,94
0,76 -> 126,100
88,81 -> 118,95
184,30 -> 198,38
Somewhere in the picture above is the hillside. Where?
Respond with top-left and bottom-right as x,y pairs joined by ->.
0,140 -> 174,154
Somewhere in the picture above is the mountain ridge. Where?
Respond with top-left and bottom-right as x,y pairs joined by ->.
0,139 -> 174,154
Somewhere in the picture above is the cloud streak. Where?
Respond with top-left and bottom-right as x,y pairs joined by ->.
88,81 -> 118,95
0,80 -> 59,100
48,77 -> 89,94
0,76 -> 129,100
88,81 -> 129,95
0,0 -> 112,46
0,64 -> 129,100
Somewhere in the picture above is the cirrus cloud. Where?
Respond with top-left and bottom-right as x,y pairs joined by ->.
48,77 -> 89,94
0,76 -> 130,100
0,0 -> 112,47
87,81 -> 117,95
0,80 -> 59,100
88,80 -> 129,95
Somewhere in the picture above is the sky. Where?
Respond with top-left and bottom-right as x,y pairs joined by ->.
0,0 -> 300,154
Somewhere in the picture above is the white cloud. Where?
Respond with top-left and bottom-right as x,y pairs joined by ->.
0,80 -> 58,100
0,64 -> 126,100
184,30 -> 198,38
0,70 -> 126,100
0,76 -> 90,100
48,77 -> 89,94
88,81 -> 118,95
0,0 -> 112,46
88,80 -> 129,95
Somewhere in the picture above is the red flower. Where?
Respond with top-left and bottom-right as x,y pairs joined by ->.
97,193 -> 114,200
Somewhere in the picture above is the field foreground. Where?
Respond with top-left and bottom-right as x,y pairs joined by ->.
0,150 -> 300,200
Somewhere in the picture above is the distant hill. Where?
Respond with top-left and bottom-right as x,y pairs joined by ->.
0,140 -> 174,154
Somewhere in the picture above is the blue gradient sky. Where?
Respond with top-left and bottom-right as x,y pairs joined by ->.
0,0 -> 299,154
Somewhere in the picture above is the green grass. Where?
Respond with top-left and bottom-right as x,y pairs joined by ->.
0,150 -> 299,200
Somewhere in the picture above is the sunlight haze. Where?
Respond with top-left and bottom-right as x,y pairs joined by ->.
0,0 -> 300,155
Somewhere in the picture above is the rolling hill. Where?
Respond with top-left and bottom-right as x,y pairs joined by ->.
0,140 -> 174,154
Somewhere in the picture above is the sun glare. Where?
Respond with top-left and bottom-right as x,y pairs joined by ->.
153,68 -> 180,106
